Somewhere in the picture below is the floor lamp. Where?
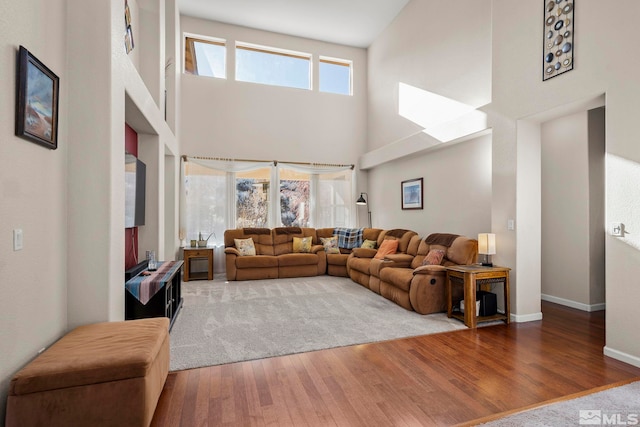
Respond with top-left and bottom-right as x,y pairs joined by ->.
356,192 -> 372,228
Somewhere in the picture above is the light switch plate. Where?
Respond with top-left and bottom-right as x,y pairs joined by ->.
13,229 -> 23,251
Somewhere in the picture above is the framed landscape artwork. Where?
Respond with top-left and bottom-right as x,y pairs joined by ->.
401,178 -> 423,210
15,46 -> 59,149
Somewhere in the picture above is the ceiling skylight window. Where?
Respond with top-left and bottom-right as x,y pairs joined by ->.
184,36 -> 226,78
319,57 -> 352,96
398,82 -> 488,142
235,42 -> 311,90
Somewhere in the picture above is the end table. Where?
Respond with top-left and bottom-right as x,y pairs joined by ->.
445,265 -> 511,328
183,247 -> 214,281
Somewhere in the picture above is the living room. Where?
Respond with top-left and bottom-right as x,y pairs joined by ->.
2,0 -> 640,424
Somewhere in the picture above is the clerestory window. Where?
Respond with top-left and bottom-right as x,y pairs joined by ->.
184,36 -> 226,78
235,43 -> 311,90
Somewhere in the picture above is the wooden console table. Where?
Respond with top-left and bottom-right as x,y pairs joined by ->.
446,265 -> 511,328
183,247 -> 214,281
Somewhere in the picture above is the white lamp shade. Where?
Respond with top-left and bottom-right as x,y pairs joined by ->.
478,233 -> 496,255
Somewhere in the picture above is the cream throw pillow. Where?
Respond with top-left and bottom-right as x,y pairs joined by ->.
234,238 -> 256,256
320,236 -> 340,254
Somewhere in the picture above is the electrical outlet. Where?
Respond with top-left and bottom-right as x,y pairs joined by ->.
13,229 -> 23,251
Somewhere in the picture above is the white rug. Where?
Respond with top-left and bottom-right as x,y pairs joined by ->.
170,275 -> 467,371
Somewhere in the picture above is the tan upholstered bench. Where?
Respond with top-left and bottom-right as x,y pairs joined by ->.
6,317 -> 170,427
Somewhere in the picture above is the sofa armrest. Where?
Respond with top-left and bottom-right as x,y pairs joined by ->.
413,264 -> 447,275
224,247 -> 241,256
351,247 -> 378,258
311,244 -> 324,254
383,253 -> 414,268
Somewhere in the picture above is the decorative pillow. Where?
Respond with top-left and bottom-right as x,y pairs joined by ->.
293,236 -> 312,253
320,236 -> 340,254
234,238 -> 256,256
361,239 -> 377,249
374,239 -> 399,259
422,249 -> 445,266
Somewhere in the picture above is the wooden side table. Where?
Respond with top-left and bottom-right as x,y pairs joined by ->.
445,265 -> 511,328
183,247 -> 214,281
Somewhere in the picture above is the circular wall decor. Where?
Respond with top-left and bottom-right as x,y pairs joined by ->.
543,1 -> 574,80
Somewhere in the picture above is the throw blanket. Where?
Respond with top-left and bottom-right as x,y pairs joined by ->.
334,227 -> 364,249
425,233 -> 459,247
125,261 -> 181,305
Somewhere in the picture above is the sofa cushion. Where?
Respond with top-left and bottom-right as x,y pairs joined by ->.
320,236 -> 340,254
236,255 -> 278,268
374,239 -> 398,259
379,267 -> 414,292
326,253 -> 348,266
293,236 -> 312,253
234,238 -> 256,256
278,253 -> 318,267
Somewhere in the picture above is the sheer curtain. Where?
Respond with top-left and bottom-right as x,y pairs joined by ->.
180,157 -> 356,274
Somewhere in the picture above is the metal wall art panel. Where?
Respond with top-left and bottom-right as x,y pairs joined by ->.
543,0 -> 574,81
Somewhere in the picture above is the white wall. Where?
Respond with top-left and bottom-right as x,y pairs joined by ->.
541,109 -> 605,311
491,0 -> 640,364
180,17 -> 368,166
364,0 -> 492,238
0,0 -> 68,420
368,136 -> 492,237
367,0 -> 492,152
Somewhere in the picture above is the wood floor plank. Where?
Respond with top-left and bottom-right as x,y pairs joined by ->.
151,301 -> 640,426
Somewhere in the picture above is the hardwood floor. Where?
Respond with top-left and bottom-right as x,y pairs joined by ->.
151,301 -> 640,426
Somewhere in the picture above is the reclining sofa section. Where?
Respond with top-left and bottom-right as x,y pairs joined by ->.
224,227 -> 326,281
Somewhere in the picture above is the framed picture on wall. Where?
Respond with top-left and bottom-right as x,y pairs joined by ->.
15,45 -> 59,149
401,178 -> 423,210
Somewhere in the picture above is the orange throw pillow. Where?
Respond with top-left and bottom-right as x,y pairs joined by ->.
374,239 -> 399,259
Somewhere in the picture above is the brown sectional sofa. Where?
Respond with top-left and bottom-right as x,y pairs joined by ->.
316,227 -> 383,277
346,229 -> 418,292
378,233 -> 478,314
224,227 -> 326,280
224,226 -> 478,316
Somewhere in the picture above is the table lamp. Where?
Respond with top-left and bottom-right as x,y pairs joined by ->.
478,233 -> 496,267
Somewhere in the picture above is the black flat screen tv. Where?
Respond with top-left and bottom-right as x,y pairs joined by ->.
125,152 -> 146,228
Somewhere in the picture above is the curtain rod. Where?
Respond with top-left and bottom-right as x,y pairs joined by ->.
182,155 -> 354,170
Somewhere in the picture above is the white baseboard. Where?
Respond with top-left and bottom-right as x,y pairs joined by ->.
511,312 -> 543,323
604,346 -> 640,368
541,294 -> 606,312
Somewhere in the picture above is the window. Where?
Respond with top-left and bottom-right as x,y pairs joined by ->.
184,162 -> 227,245
236,168 -> 271,228
280,169 -> 310,227
319,57 -> 352,95
184,36 -> 226,78
182,158 -> 355,255
236,43 -> 311,90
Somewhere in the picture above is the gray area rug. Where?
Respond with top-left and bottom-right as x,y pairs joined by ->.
478,380 -> 640,426
170,275 -> 466,371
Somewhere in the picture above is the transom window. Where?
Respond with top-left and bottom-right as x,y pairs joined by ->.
184,36 -> 226,78
319,57 -> 352,96
184,35 -> 353,96
235,43 -> 311,90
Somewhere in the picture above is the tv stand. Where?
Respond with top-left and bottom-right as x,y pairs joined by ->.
125,261 -> 184,330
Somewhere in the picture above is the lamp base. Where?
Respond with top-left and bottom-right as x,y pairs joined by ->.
481,262 -> 493,267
